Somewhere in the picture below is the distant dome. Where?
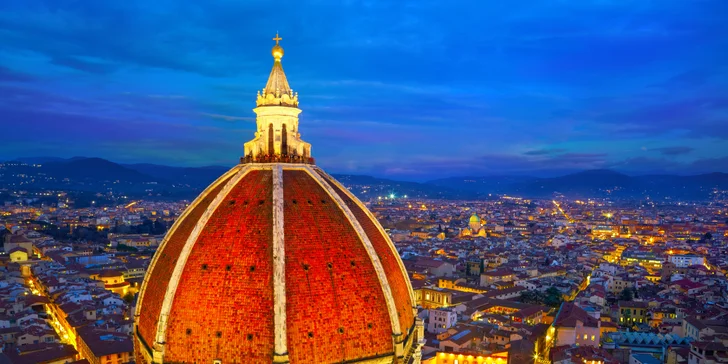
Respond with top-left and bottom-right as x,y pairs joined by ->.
469,213 -> 481,224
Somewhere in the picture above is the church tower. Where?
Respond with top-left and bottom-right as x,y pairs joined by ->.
243,34 -> 312,163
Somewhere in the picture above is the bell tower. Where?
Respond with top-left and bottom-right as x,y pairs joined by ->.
243,33 -> 313,164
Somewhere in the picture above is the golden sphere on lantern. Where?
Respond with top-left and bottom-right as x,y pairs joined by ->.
272,44 -> 284,60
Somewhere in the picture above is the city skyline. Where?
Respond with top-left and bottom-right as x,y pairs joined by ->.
1,0 -> 727,180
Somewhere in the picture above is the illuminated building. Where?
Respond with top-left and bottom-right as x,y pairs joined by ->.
591,224 -> 616,237
427,308 -> 457,334
423,351 -> 508,364
77,327 -> 133,364
133,35 -> 424,363
89,270 -> 130,296
608,275 -> 635,294
667,253 -> 705,268
437,278 -> 488,294
618,301 -> 648,325
417,287 -> 469,309
460,213 -> 487,238
9,246 -> 29,262
468,299 -> 548,325
552,303 -> 600,348
660,262 -> 688,282
479,269 -> 515,287
620,251 -> 662,270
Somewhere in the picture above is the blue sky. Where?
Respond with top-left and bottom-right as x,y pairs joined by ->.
1,0 -> 727,180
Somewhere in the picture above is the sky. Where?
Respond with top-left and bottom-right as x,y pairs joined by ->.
1,0 -> 727,181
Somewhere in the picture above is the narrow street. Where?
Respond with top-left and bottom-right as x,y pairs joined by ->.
26,276 -> 76,348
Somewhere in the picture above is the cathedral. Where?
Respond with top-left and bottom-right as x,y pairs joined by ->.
133,35 -> 425,363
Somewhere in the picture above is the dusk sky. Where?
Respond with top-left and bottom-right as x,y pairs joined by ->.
1,0 -> 727,180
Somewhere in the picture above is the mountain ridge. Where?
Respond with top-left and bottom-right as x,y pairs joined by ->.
3,157 -> 728,200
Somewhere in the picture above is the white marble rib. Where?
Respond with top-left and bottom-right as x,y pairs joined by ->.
135,165 -> 241,323
312,166 -> 416,305
153,165 -> 251,358
303,166 -> 402,337
272,164 -> 288,358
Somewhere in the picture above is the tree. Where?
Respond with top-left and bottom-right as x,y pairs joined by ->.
544,287 -> 563,308
519,288 -> 563,308
123,292 -> 135,304
619,287 -> 634,301
116,243 -> 138,252
519,290 -> 545,305
0,229 -> 9,249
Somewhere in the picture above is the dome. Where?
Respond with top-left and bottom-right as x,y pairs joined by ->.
469,213 -> 481,224
133,34 -> 423,364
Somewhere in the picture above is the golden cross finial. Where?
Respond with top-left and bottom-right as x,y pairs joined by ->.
273,33 -> 282,45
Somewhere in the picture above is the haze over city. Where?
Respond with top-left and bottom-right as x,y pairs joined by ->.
2,0 -> 727,180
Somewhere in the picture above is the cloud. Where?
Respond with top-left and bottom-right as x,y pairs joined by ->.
1,0 -> 727,177
51,56 -> 119,74
200,113 -> 254,122
688,157 -> 728,172
649,146 -> 694,156
329,151 -> 611,179
587,95 -> 728,139
0,66 -> 36,82
524,148 -> 566,156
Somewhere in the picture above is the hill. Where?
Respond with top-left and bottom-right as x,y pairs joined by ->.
123,163 -> 229,187
3,157 -> 727,201
0,157 -> 469,200
43,158 -> 155,183
428,169 -> 728,199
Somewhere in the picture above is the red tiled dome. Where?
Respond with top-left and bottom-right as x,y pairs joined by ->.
134,165 -> 419,363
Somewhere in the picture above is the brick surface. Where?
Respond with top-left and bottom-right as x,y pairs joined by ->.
164,170 -> 275,362
319,171 -> 415,336
137,174 -> 233,347
283,170 -> 393,363
136,167 -> 409,363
